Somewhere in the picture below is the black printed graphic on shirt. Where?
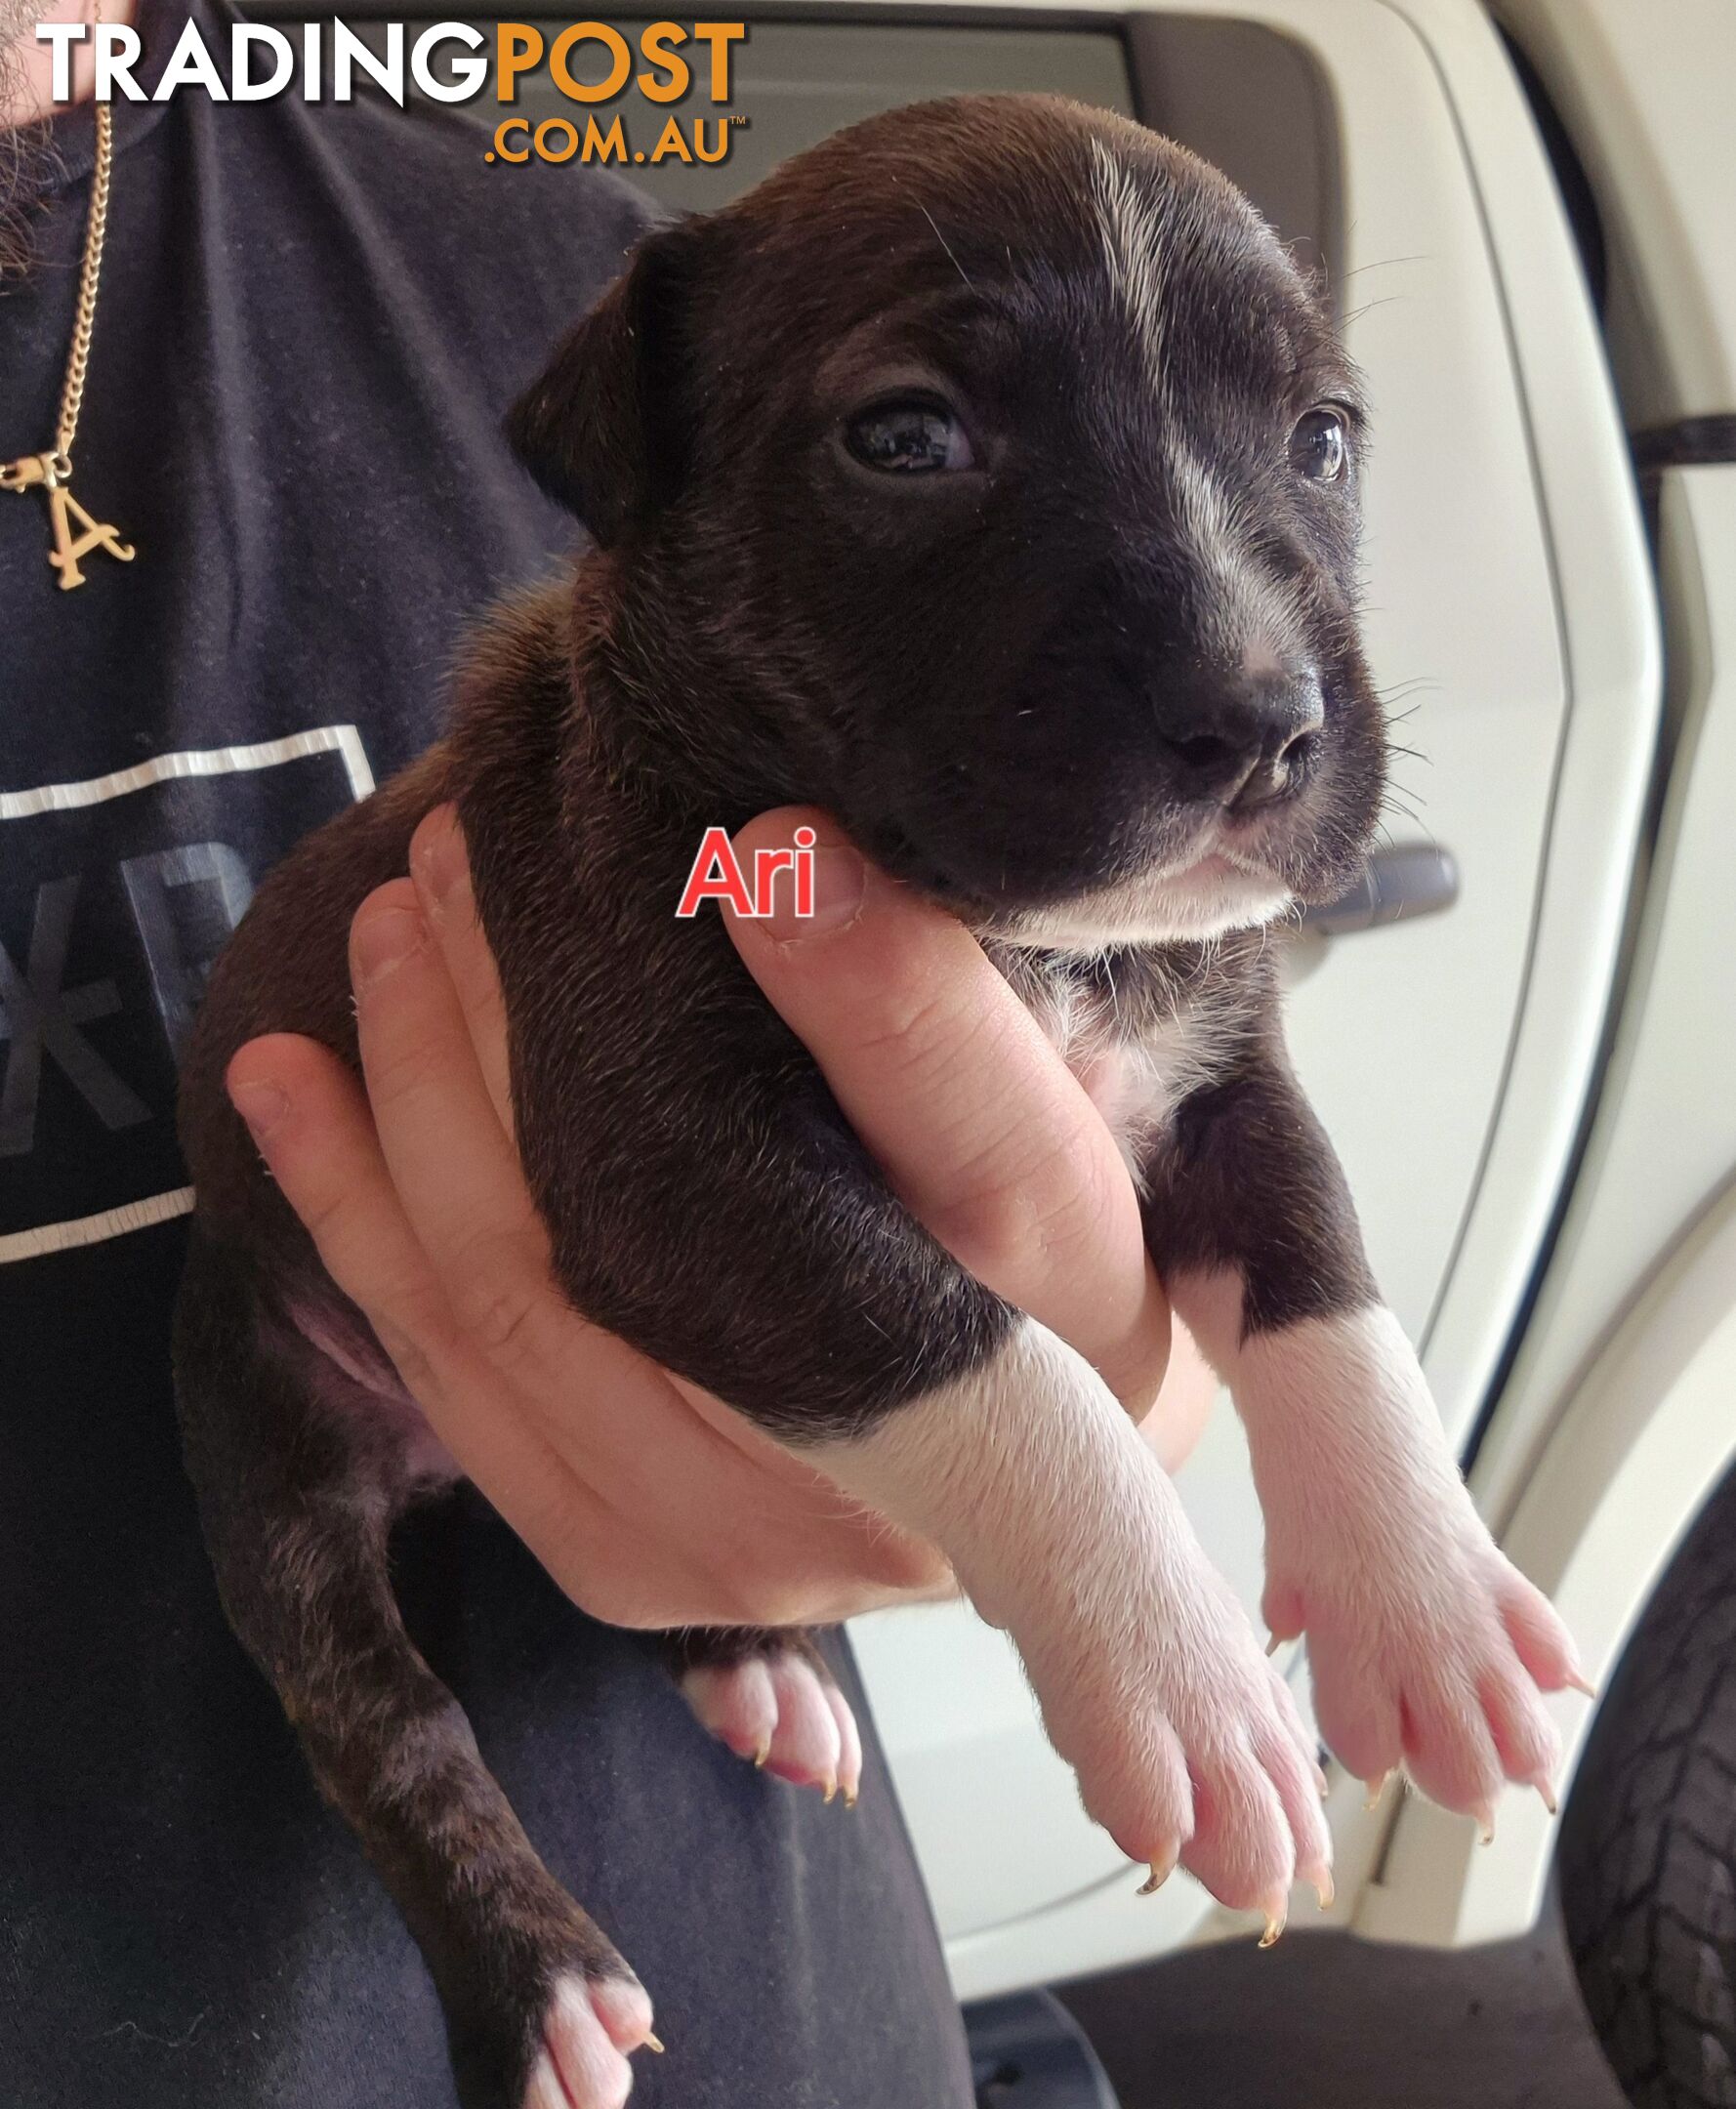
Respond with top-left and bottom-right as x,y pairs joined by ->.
0,729 -> 371,1256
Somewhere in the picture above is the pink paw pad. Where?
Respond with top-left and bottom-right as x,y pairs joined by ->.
682,1651 -> 863,1805
522,1974 -> 660,2109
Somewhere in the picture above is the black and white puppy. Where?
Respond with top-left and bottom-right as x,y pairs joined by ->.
176,94 -> 1582,2109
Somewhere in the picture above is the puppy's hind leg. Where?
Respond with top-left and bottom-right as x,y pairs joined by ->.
667,1627 -> 863,1806
173,1229 -> 658,2109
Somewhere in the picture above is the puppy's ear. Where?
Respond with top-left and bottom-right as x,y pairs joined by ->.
506,222 -> 695,546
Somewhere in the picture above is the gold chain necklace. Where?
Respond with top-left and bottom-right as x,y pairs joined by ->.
1,83 -> 136,591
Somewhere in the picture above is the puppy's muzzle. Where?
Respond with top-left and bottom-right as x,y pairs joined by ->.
1153,665 -> 1325,811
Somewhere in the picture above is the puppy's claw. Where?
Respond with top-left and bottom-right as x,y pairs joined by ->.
1474,1803 -> 1497,1845
1364,1770 -> 1391,1811
1566,1669 -> 1598,1700
821,1775 -> 839,1805
1303,1862 -> 1335,1911
642,2034 -> 665,2056
1313,1760 -> 1331,1799
1532,1774 -> 1559,1817
1137,1843 -> 1180,1897
1258,1895 -> 1288,1948
1264,1632 -> 1282,1657
753,1743 -> 770,1770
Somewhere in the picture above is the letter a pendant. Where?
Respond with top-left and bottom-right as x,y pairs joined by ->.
1,450 -> 137,591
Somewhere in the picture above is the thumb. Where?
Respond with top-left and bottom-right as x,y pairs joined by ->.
720,807 -> 1167,1414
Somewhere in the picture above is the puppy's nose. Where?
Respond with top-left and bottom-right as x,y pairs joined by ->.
1155,668 -> 1324,809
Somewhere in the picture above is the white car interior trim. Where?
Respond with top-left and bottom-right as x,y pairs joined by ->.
871,0 -> 1653,1990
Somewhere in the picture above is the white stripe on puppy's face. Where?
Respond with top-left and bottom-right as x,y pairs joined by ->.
1168,1271 -> 1578,1822
817,1316 -> 1331,1920
1169,443 -> 1314,669
1091,137 -> 1168,377
1089,140 -> 1312,671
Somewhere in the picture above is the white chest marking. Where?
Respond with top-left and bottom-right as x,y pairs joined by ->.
1019,976 -> 1250,1183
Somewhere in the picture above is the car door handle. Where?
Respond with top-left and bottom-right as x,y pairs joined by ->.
1302,844 -> 1460,934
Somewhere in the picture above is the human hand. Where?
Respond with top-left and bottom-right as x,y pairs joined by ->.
226,805 -> 1213,1631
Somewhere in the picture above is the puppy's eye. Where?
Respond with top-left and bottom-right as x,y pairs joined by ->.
845,399 -> 974,475
1289,408 -> 1348,483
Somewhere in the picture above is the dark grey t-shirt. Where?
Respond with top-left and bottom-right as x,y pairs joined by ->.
0,6 -> 971,2100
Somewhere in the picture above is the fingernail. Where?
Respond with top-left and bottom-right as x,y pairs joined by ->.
412,812 -> 467,912
762,842 -> 866,941
352,904 -> 426,989
229,1078 -> 289,1141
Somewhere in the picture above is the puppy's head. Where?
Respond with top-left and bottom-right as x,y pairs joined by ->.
510,95 -> 1385,945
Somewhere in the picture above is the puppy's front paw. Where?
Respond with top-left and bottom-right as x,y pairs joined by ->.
1024,1536 -> 1334,1936
1244,1311 -> 1585,1826
1273,1512 -> 1579,1829
819,1319 -> 1331,1937
522,1974 -> 661,2109
1219,1303 -> 1588,1832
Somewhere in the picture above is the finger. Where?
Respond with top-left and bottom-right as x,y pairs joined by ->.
226,1033 -> 620,1596
350,879 -> 564,1381
722,808 -> 1167,1408
226,1031 -> 452,1385
1139,1317 -> 1219,1471
666,1376 -> 956,1596
407,804 -> 517,1137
